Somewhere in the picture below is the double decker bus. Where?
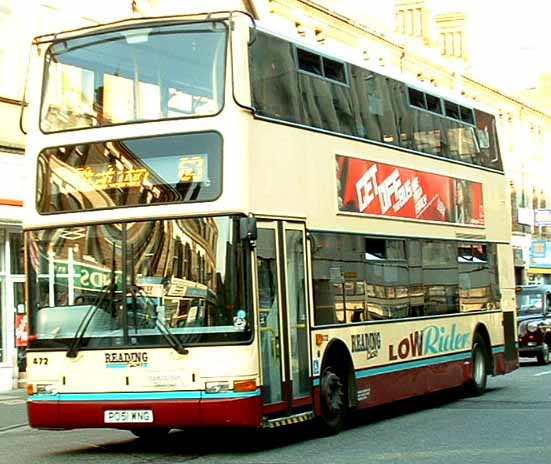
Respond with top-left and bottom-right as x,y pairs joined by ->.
24,10 -> 518,437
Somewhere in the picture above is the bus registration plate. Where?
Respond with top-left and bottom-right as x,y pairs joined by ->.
104,409 -> 154,423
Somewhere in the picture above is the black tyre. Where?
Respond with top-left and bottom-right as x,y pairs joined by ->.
536,342 -> 550,365
130,428 -> 170,440
465,334 -> 488,397
319,366 -> 348,434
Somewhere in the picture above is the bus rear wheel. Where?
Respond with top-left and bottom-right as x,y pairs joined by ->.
465,334 -> 488,397
319,366 -> 347,434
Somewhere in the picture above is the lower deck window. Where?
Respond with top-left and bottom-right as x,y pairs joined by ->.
311,232 -> 500,325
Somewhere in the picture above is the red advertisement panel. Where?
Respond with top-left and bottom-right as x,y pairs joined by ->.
336,155 -> 484,226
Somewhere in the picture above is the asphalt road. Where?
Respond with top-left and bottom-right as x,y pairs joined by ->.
1,359 -> 550,464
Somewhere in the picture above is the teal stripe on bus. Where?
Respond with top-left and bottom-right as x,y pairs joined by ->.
30,388 -> 262,402
312,346 -> 505,387
314,345 -> 505,387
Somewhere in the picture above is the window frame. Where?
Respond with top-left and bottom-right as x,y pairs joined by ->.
311,232 -> 500,327
407,86 -> 475,127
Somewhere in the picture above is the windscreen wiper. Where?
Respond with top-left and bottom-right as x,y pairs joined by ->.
67,242 -> 119,358
154,314 -> 189,355
66,281 -> 117,358
128,285 -> 188,355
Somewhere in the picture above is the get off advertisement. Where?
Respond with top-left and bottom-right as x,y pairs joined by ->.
336,155 -> 484,226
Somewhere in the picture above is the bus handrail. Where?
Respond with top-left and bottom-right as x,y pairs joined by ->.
18,43 -> 33,136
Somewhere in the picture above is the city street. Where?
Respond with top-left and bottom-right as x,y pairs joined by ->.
0,1 -> 550,463
1,359 -> 550,464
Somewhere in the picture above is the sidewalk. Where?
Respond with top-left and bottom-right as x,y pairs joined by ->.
0,389 -> 28,432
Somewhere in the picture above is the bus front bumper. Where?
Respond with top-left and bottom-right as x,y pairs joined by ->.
27,390 -> 263,430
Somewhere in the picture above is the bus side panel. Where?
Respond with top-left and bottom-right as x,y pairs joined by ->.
313,343 -> 509,414
313,353 -> 469,415
502,310 -> 519,373
496,242 -> 519,374
493,352 -> 506,375
353,356 -> 466,408
312,313 -> 512,417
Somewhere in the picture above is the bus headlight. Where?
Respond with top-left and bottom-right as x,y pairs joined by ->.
205,381 -> 230,393
36,384 -> 58,395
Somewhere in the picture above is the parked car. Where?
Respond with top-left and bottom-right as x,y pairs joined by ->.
516,285 -> 551,364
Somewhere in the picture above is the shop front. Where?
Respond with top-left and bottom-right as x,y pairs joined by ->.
527,240 -> 551,286
0,151 -> 24,391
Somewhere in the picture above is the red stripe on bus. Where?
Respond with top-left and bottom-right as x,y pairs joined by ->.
27,396 -> 263,429
353,352 -> 507,408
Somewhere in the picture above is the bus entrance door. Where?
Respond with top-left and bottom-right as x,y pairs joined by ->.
256,221 -> 312,421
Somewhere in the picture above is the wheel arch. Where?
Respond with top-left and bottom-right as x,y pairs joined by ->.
473,322 -> 493,374
320,337 -> 357,408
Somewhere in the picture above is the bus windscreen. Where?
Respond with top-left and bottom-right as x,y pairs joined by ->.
26,216 -> 252,350
40,21 -> 227,132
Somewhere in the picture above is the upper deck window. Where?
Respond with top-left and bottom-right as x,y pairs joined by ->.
425,94 -> 442,114
297,48 -> 323,76
443,100 -> 474,125
459,105 -> 475,125
444,100 -> 461,121
40,21 -> 227,133
249,30 -> 503,171
407,88 -> 426,110
365,238 -> 406,260
297,47 -> 347,84
322,57 -> 347,83
407,88 -> 443,114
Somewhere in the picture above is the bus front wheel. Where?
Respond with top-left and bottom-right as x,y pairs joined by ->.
319,366 -> 347,434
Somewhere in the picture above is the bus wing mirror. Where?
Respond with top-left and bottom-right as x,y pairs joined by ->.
240,216 -> 257,244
